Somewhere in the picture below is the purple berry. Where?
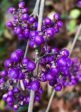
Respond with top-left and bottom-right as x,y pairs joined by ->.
29,16 -> 36,24
46,72 -> 54,81
8,7 -> 15,13
19,2 -> 25,8
57,57 -> 66,67
54,84 -> 62,91
6,21 -> 13,28
31,80 -> 40,91
57,21 -> 63,28
34,35 -> 44,46
1,70 -> 8,77
54,13 -> 60,20
4,59 -> 12,68
46,28 -> 54,37
44,17 -> 52,26
22,14 -> 29,20
27,61 -> 36,71
8,68 -> 19,79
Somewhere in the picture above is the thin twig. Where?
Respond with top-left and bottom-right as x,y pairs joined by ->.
45,24 -> 81,112
45,90 -> 55,112
19,40 -> 29,91
69,24 -> 81,54
20,80 -> 25,90
37,0 -> 45,31
24,40 -> 29,58
32,0 -> 40,16
28,0 -> 46,112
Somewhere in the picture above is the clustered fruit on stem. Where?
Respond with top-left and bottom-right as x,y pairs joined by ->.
0,1 -> 81,111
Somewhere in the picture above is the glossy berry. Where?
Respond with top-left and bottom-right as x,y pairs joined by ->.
22,58 -> 29,66
10,49 -> 23,62
54,13 -> 60,20
24,29 -> 29,38
44,17 -> 52,26
4,59 -> 12,68
6,21 -> 13,28
60,49 -> 69,57
57,57 -> 66,67
8,7 -> 15,13
31,80 -> 40,91
19,2 -> 25,8
54,84 -> 62,91
13,87 -> 20,93
46,28 -> 54,37
27,61 -> 36,71
22,8 -> 29,13
1,70 -> 8,77
57,21 -> 63,28
7,96 -> 14,103
46,72 -> 54,81
29,16 -> 36,24
50,66 -> 58,76
22,14 -> 29,20
8,69 -> 19,79
15,27 -> 22,34
34,35 -> 44,46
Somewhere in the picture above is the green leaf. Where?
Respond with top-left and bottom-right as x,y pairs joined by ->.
70,9 -> 81,19
68,20 -> 76,32
18,105 -> 28,112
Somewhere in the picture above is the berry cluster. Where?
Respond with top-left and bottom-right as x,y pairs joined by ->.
0,49 -> 43,110
39,48 -> 81,91
6,2 -> 63,48
0,48 -> 81,110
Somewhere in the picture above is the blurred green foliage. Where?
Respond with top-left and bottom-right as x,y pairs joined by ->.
18,105 -> 28,112
0,0 -> 19,38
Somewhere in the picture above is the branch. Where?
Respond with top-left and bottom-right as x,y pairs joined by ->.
24,40 -> 29,58
28,0 -> 46,112
69,24 -> 81,54
32,0 -> 40,16
45,90 -> 55,112
45,23 -> 81,112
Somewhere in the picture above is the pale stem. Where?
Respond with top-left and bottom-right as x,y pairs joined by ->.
24,40 -> 29,58
45,90 -> 55,112
70,24 -> 81,54
20,80 -> 25,90
28,90 -> 35,112
28,0 -> 46,112
45,24 -> 81,112
32,0 -> 40,16
19,40 -> 29,91
37,0 -> 45,31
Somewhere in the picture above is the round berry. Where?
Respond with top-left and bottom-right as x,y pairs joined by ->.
1,70 -> 8,77
22,14 -> 29,20
19,2 -> 25,8
27,61 -> 36,71
54,84 -> 62,91
4,59 -> 12,68
31,80 -> 40,91
8,68 -> 19,79
6,21 -> 13,28
34,35 -> 44,46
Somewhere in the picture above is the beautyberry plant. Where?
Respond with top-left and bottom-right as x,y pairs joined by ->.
0,1 -> 81,112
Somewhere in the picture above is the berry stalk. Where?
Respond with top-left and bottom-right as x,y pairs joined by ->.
28,0 -> 46,112
32,0 -> 40,16
69,24 -> 81,54
24,40 -> 29,58
45,23 -> 81,112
